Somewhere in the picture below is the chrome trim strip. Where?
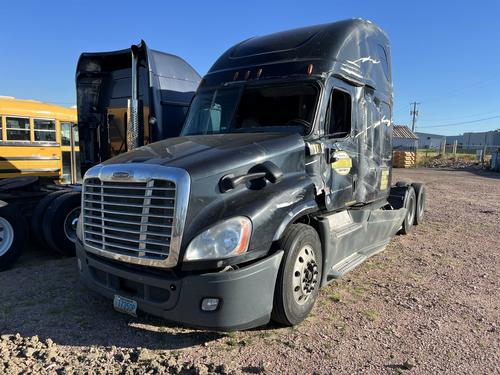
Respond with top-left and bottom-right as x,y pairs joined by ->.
84,222 -> 171,237
0,156 -> 60,161
83,213 -> 172,229
83,199 -> 174,210
83,207 -> 171,219
82,163 -> 190,269
84,191 -> 172,200
84,229 -> 169,247
85,183 -> 175,191
0,168 -> 60,173
0,141 -> 60,147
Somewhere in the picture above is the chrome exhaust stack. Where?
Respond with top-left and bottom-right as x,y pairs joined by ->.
127,45 -> 143,151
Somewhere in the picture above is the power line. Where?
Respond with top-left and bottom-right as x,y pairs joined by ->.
417,114 -> 500,129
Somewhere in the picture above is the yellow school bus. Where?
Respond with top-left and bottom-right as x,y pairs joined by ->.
0,96 -> 80,183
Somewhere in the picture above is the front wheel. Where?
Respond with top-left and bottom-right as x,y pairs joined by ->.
272,224 -> 322,326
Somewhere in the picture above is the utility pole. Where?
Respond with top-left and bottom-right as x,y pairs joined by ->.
410,102 -> 420,132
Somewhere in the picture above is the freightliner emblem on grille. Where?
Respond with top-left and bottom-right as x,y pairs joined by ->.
112,171 -> 132,179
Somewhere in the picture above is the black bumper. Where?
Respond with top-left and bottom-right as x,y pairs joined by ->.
76,241 -> 283,331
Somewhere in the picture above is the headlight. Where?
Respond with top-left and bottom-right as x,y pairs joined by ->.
184,216 -> 252,261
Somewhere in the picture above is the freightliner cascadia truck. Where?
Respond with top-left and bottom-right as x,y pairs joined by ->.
75,19 -> 426,330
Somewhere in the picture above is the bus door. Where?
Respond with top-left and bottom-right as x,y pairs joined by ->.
60,122 -> 81,184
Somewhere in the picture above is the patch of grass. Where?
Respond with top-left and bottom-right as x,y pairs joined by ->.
352,286 -> 366,298
257,331 -> 274,339
328,291 -> 342,303
224,331 -> 237,339
239,338 -> 253,346
362,309 -> 380,322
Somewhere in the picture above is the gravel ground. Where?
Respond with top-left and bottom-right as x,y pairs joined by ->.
0,168 -> 499,374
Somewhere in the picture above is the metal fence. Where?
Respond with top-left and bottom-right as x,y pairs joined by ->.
414,142 -> 500,167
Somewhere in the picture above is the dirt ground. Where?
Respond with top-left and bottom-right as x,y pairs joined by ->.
1,168 -> 499,374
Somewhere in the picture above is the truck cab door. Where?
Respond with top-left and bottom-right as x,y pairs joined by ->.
322,79 -> 358,211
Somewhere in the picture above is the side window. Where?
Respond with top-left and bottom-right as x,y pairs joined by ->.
327,89 -> 352,138
6,117 -> 30,141
61,122 -> 71,146
0,116 -> 3,140
34,119 -> 56,142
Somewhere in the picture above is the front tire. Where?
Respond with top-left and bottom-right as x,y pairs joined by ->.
272,224 -> 322,326
0,204 -> 28,271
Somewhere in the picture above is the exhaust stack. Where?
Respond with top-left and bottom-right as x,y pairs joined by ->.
127,45 -> 142,151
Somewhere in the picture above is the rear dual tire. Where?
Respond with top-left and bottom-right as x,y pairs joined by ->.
31,191 -> 81,257
412,183 -> 425,225
42,192 -> 81,256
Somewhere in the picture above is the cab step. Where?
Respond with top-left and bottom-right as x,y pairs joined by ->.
329,253 -> 367,278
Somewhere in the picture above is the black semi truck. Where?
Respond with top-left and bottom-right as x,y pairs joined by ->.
0,42 -> 200,271
75,19 -> 425,330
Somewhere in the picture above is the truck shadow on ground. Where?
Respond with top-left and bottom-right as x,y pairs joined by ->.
0,257 -> 225,350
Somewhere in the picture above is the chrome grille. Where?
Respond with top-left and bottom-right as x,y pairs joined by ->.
82,178 -> 176,261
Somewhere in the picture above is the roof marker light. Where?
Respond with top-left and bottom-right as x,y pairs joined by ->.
307,64 -> 314,75
233,72 -> 239,81
245,70 -> 251,80
256,68 -> 263,78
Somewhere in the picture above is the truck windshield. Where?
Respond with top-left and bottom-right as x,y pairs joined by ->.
181,83 -> 318,136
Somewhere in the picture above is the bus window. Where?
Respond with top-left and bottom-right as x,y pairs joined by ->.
72,123 -> 79,146
61,122 -> 71,146
34,119 -> 56,142
6,117 -> 30,141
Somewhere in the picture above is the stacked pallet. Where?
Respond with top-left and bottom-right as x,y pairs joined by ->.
392,151 -> 416,168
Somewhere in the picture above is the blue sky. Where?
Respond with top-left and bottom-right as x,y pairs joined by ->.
1,0 -> 499,136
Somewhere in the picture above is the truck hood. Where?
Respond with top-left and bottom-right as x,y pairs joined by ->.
102,132 -> 306,179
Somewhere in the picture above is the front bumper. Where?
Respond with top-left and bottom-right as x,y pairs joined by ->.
76,240 -> 283,331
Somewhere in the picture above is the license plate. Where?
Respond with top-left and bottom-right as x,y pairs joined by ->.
113,295 -> 138,317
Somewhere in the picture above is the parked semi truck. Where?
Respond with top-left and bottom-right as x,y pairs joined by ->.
0,42 -> 200,270
75,19 -> 426,330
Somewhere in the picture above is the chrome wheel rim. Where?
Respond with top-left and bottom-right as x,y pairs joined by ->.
417,191 -> 425,219
63,207 -> 80,244
0,217 -> 14,257
292,245 -> 319,305
407,195 -> 415,224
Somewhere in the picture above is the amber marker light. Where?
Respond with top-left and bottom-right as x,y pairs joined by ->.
234,218 -> 251,255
